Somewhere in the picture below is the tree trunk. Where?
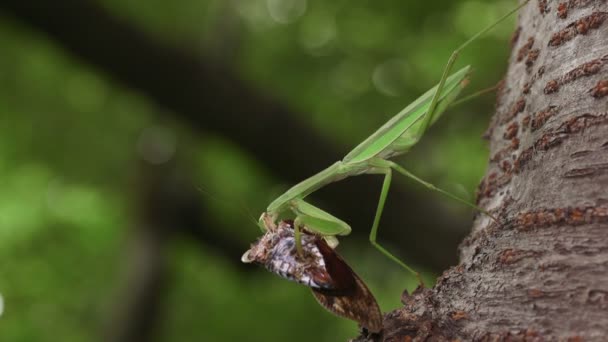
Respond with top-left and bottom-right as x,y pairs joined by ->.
355,1 -> 608,341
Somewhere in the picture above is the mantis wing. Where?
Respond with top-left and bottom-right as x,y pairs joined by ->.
342,65 -> 470,164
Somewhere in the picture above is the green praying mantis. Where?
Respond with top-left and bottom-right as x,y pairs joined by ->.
256,1 -> 531,285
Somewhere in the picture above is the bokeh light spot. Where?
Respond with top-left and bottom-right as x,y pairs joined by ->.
266,0 -> 307,24
299,12 -> 336,56
372,59 -> 411,97
232,0 -> 274,31
455,0 -> 515,38
329,59 -> 371,98
136,125 -> 177,165
65,71 -> 107,113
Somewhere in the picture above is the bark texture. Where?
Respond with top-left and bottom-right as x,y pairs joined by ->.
354,1 -> 608,341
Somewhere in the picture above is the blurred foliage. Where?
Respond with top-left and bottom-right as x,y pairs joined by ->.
0,0 -> 518,341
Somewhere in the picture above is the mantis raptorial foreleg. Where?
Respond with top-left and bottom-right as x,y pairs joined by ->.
293,216 -> 304,255
290,197 -> 351,256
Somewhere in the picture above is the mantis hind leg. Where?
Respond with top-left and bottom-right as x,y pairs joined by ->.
419,0 -> 531,135
369,167 -> 424,286
383,160 -> 498,222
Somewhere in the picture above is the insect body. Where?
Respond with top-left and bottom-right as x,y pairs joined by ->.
253,1 -> 531,284
242,219 -> 383,333
261,67 -> 473,284
242,218 -> 336,290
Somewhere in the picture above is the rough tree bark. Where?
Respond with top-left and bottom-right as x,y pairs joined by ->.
354,1 -> 608,341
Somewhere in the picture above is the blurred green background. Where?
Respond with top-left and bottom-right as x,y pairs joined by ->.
0,0 -> 518,341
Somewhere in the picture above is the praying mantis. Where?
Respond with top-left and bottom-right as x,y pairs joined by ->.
250,1 -> 531,285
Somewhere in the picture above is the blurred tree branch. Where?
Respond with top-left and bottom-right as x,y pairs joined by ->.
104,158 -> 253,342
0,0 -> 470,270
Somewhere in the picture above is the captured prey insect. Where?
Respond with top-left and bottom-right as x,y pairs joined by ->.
242,218 -> 383,333
248,0 -> 531,286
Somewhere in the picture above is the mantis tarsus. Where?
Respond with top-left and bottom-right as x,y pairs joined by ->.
255,1 -> 530,285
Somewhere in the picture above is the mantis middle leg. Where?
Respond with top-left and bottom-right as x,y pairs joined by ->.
367,157 -> 497,286
368,166 -> 424,286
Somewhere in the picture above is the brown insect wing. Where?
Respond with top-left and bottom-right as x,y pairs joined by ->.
310,239 -> 383,334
